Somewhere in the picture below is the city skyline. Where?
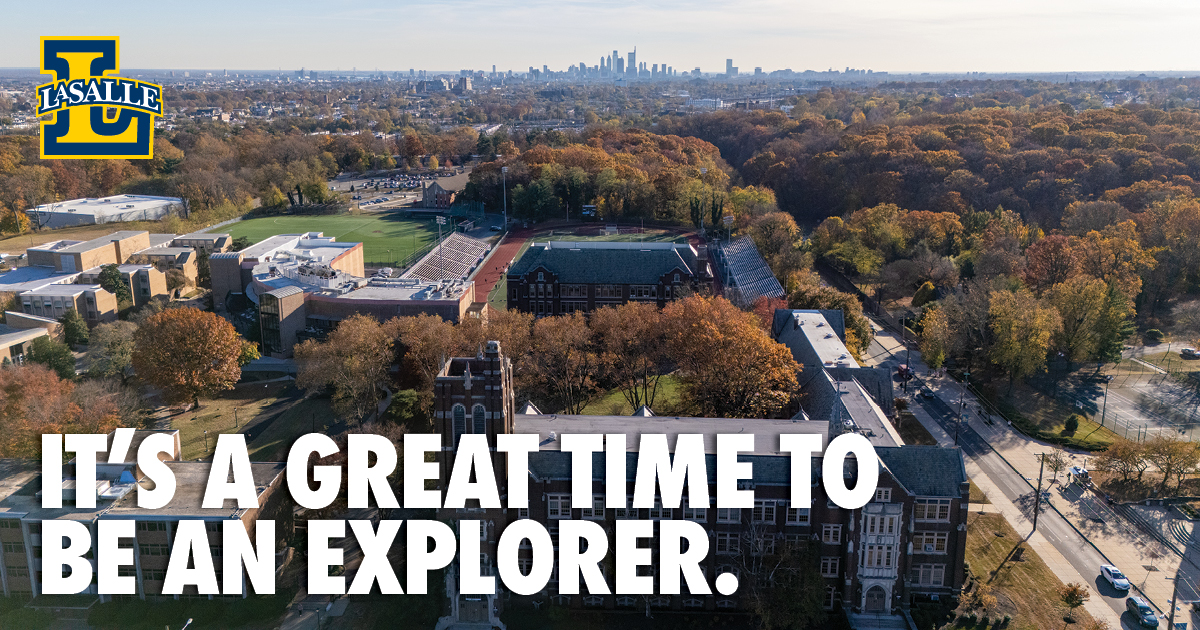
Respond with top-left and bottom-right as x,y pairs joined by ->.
1,0 -> 1199,74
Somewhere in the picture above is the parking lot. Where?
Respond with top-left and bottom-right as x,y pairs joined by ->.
330,168 -> 472,211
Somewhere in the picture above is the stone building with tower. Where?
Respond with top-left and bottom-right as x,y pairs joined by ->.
430,335 -> 968,625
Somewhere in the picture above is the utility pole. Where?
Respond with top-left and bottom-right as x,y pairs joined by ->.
501,166 -> 508,228
1101,377 -> 1110,428
1168,570 -> 1180,629
1032,454 -> 1046,533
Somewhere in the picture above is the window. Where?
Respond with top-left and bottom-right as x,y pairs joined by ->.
545,285 -> 553,298
716,533 -> 739,554
547,494 -> 570,519
717,508 -> 740,523
753,500 -> 776,523
683,598 -> 703,608
516,508 -> 530,519
717,599 -> 737,609
596,284 -> 622,299
912,564 -> 946,586
583,595 -> 605,607
753,537 -> 776,556
0,520 -> 18,529
26,523 -> 40,535
863,544 -> 894,568
2,542 -> 21,553
824,586 -> 836,609
650,596 -> 671,608
648,499 -> 670,520
138,522 -> 168,532
537,272 -> 544,282
452,405 -> 466,445
913,532 -> 949,554
144,569 -> 167,581
784,533 -> 805,548
821,524 -> 841,544
617,596 -> 637,607
673,273 -> 681,283
205,522 -> 219,534
630,285 -> 656,299
140,544 -> 169,556
875,488 -> 891,502
118,566 -> 137,577
615,497 -> 638,520
472,405 -> 486,434
682,506 -> 707,522
6,565 -> 28,578
561,284 -> 587,298
537,284 -> 544,298
786,505 -> 810,525
562,301 -> 588,313
914,499 -> 952,522
865,515 -> 897,535
480,554 -> 493,576
582,496 -> 605,520
820,557 -> 839,577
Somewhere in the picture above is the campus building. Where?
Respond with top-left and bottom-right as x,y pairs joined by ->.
210,232 -> 489,358
27,195 -> 185,229
0,430 -> 291,603
0,230 -> 230,324
505,241 -> 712,316
431,337 -> 968,626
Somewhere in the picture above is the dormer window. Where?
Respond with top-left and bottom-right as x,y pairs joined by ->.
674,273 -> 680,283
537,272 -> 544,282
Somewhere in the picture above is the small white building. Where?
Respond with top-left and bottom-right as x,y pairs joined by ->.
28,195 -> 185,229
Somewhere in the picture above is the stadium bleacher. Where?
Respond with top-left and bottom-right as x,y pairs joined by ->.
402,232 -> 492,282
713,236 -> 785,307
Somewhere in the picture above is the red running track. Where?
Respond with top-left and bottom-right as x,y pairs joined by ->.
473,228 -> 534,300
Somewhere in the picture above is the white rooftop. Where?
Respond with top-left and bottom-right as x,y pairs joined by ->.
794,311 -> 859,368
239,233 -> 355,262
0,266 -> 78,293
30,195 -> 182,219
514,414 -> 829,455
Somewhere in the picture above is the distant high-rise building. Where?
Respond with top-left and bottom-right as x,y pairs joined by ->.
726,59 -> 738,77
612,50 -> 619,73
628,47 -> 636,77
755,67 -> 763,76
616,57 -> 625,74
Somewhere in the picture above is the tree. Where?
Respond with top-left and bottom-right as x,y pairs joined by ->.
132,307 -> 250,409
386,313 -> 461,391
522,312 -> 602,414
663,295 -> 798,418
1145,435 -> 1200,493
1071,221 -> 1156,300
988,289 -> 1061,390
1045,449 -> 1068,484
968,582 -> 997,615
28,336 -> 76,380
911,281 -> 937,307
165,269 -> 190,295
787,270 -> 873,357
1047,276 -> 1109,363
0,364 -> 121,458
59,309 -> 89,346
427,155 -> 440,170
261,184 -> 287,209
0,201 -> 29,235
97,264 -> 132,304
1023,235 -> 1078,295
85,321 -> 137,382
295,314 -> 394,423
736,529 -> 826,630
918,306 -> 952,371
590,303 -> 668,412
1095,438 -> 1148,482
1057,582 -> 1089,621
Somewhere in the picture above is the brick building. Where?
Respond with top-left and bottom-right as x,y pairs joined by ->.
431,341 -> 968,625
506,242 -> 712,316
0,430 -> 291,603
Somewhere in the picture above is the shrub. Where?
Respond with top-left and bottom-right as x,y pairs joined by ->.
1146,328 -> 1165,343
1065,414 -> 1082,433
912,281 -> 937,307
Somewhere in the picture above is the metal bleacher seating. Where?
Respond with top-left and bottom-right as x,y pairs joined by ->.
713,236 -> 785,306
402,233 -> 492,282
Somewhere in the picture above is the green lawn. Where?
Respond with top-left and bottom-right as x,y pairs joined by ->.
583,375 -> 684,416
1141,350 -> 1200,373
171,383 -> 336,461
205,213 -> 440,267
532,227 -> 687,243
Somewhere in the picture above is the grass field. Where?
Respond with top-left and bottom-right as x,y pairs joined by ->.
171,382 -> 336,461
963,513 -> 1094,629
583,375 -> 684,416
205,213 -> 440,267
1141,350 -> 1200,373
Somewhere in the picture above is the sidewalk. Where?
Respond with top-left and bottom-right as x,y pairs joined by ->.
881,314 -> 1200,617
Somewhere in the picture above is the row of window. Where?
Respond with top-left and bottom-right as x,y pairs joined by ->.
545,496 -> 811,525
451,404 -> 488,446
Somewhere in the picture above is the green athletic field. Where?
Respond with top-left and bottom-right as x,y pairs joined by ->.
205,214 -> 441,267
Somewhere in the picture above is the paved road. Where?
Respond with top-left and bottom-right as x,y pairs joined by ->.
909,393 -> 1145,626
865,330 -> 1147,627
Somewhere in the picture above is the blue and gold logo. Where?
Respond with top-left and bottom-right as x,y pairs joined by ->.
36,37 -> 163,160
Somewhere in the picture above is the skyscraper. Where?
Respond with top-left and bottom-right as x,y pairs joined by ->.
628,47 -> 636,77
726,59 -> 737,77
612,50 -> 619,73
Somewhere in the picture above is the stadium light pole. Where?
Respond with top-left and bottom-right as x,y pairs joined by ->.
501,166 -> 508,228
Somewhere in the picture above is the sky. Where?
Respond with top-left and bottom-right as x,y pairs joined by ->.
2,0 -> 1199,74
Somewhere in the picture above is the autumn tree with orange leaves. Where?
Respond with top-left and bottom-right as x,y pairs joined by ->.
663,295 -> 799,418
132,307 -> 256,409
0,364 -> 123,458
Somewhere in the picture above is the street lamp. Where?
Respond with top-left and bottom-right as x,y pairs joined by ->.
501,166 -> 508,228
202,430 -> 208,453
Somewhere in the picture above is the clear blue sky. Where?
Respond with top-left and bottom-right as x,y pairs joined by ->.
2,0 -> 1198,73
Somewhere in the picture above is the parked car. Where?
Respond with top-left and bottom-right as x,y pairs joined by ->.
1126,596 -> 1158,627
1182,347 -> 1198,358
896,364 -> 914,380
489,225 -> 503,232
919,387 -> 935,399
1100,564 -> 1130,590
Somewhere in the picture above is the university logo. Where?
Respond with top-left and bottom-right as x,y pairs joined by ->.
36,37 -> 163,159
